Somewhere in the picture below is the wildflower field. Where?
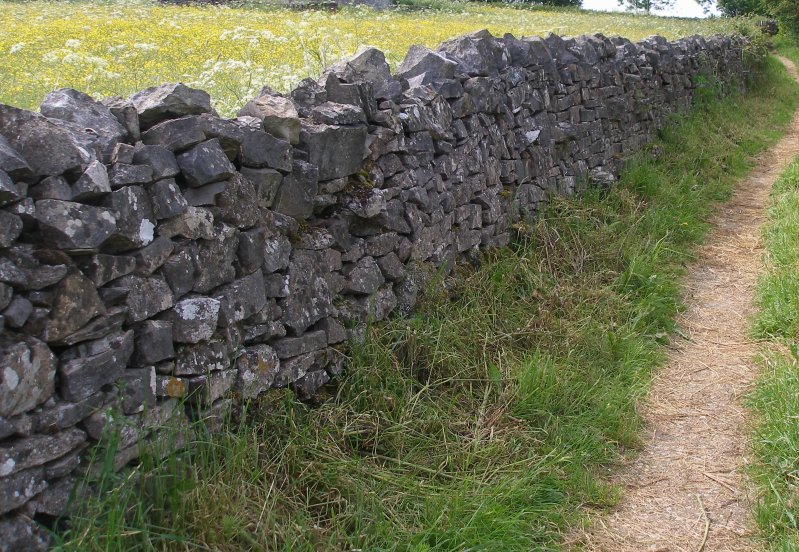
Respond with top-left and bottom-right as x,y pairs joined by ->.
1,0 -> 753,115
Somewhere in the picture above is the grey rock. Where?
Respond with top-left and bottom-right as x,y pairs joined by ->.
279,250 -> 331,334
78,254 -> 136,287
0,467 -> 47,515
292,369 -> 330,401
272,330 -> 327,359
300,122 -> 367,181
59,330 -> 134,401
235,344 -> 280,399
192,224 -> 238,293
172,297 -> 220,343
130,83 -> 214,130
115,274 -> 174,323
342,255 -> 384,295
120,367 -> 156,414
239,129 -> 292,171
109,163 -> 153,188
238,91 -> 300,144
0,134 -> 32,181
40,88 -> 126,158
273,160 -> 319,220
36,391 -> 111,433
0,283 -> 11,310
175,339 -> 229,376
396,45 -> 458,82
263,235 -> 291,274
111,142 -> 135,164
35,199 -> 117,251
213,269 -> 267,327
177,138 -> 235,187
0,170 -> 21,206
3,296 -> 32,328
291,78 -> 328,117
31,475 -> 74,517
311,102 -> 367,126
273,352 -> 315,388
0,211 -> 22,248
102,185 -> 156,252
72,160 -> 111,200
236,227 -> 265,276
148,178 -> 188,219
217,173 -> 259,228
141,116 -> 206,151
182,181 -> 225,206
42,272 -> 105,343
162,248 -> 196,298
0,104 -> 96,177
127,235 -> 174,275
185,368 -> 235,406
102,96 -> 140,142
0,515 -> 50,552
0,335 -> 56,418
29,176 -> 71,201
52,306 -> 127,347
158,206 -> 214,240
240,167 -> 282,209
0,427 -> 85,477
133,320 -> 175,365
133,144 -> 180,180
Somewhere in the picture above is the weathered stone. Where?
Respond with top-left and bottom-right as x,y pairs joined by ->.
311,102 -> 367,126
133,320 -> 175,365
0,514 -> 50,551
396,45 -> 458,82
53,305 -> 127,347
263,235 -> 291,274
29,176 -> 71,201
158,206 -> 214,240
342,256 -> 384,295
192,224 -> 238,293
279,250 -> 331,334
195,114 -> 246,159
72,160 -> 111,200
130,83 -> 214,130
272,330 -> 327,359
236,227 -> 266,276
31,475 -> 74,517
317,316 -> 347,344
35,199 -> 116,251
148,178 -> 188,219
120,367 -> 156,414
115,274 -> 174,323
213,270 -> 267,327
3,296 -> 32,328
175,339 -> 229,376
78,254 -> 136,287
35,391 -> 111,432
235,344 -> 280,399
127,236 -> 174,275
238,91 -> 301,144
111,143 -> 135,164
141,116 -> 206,151
0,105 -> 96,177
133,144 -> 180,180
0,336 -> 56,418
292,369 -> 331,401
109,163 -> 153,188
238,129 -> 292,171
42,272 -> 105,343
0,134 -> 32,181
273,352 -> 315,388
300,122 -> 367,181
162,248 -> 196,298
40,88 -> 126,158
172,297 -> 220,343
0,211 -> 22,248
102,186 -> 156,252
182,181 -> 225,206
217,173 -> 259,228
0,467 -> 46,515
103,96 -> 140,142
0,427 -> 85,477
291,78 -> 328,117
185,369 -> 235,405
329,46 -> 392,88
0,283 -> 11,310
0,170 -> 21,207
177,138 -> 236,187
273,160 -> 319,220
240,167 -> 282,209
59,330 -> 134,401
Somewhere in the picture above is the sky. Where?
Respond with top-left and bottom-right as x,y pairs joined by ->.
581,0 -> 720,18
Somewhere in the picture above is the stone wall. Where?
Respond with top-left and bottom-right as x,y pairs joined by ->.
0,29 -> 749,548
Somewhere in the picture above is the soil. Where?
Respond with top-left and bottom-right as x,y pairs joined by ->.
575,55 -> 799,552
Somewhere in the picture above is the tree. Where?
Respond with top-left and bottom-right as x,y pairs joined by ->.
616,0 -> 674,14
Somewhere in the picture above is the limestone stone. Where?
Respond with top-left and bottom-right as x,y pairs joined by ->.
238,91 -> 301,144
133,320 -> 175,366
0,335 -> 56,418
148,178 -> 188,220
72,160 -> 111,200
300,122 -> 367,181
130,83 -> 214,130
235,344 -> 280,399
177,138 -> 236,187
58,330 -> 134,401
102,185 -> 156,252
42,272 -> 105,343
172,297 -> 220,343
35,199 -> 116,251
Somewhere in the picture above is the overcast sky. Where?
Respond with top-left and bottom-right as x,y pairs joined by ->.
581,0 -> 720,18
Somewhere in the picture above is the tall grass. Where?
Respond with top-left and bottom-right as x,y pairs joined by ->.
54,56 -> 799,551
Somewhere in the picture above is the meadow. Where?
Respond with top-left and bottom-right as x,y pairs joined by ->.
0,0 -> 755,116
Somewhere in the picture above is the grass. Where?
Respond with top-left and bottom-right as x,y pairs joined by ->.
50,53 -> 799,551
0,0 -> 759,116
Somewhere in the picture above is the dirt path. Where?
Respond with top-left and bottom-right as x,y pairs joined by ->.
577,55 -> 799,552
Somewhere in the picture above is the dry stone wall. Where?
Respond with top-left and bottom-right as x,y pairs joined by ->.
0,29 -> 749,548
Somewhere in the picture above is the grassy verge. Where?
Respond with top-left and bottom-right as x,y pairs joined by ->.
55,56 -> 799,551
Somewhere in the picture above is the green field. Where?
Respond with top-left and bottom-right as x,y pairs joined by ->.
0,0 -> 756,115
